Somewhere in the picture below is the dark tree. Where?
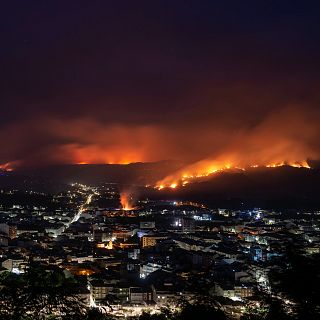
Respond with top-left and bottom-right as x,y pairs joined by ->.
85,308 -> 114,320
0,263 -> 88,320
269,249 -> 320,320
138,298 -> 227,320
178,302 -> 226,320
241,296 -> 292,320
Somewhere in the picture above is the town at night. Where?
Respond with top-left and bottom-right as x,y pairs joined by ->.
1,1 -> 320,319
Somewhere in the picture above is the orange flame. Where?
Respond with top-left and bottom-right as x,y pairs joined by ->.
120,191 -> 135,211
0,162 -> 14,171
266,160 -> 310,169
155,159 -> 311,189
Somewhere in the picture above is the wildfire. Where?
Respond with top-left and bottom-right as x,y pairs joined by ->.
155,160 -> 311,189
120,191 -> 136,211
266,160 -> 310,169
0,162 -> 14,171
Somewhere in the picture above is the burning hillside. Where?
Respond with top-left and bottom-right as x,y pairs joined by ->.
156,160 -> 311,189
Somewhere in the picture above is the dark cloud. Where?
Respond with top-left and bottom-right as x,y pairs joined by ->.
1,1 -> 320,169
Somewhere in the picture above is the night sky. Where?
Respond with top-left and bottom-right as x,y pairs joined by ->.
1,1 -> 320,169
